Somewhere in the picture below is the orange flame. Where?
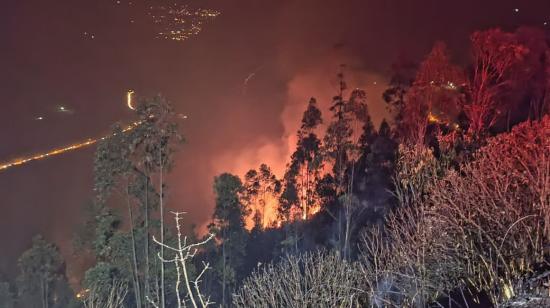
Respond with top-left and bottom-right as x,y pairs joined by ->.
245,194 -> 282,229
244,192 -> 322,230
428,112 -> 441,124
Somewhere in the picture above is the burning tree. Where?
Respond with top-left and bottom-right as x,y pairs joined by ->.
279,98 -> 324,222
402,42 -> 465,145
242,164 -> 281,229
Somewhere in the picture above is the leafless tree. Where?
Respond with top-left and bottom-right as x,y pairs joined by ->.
81,279 -> 128,308
360,116 -> 549,307
427,116 -> 550,305
233,250 -> 364,307
465,29 -> 529,134
361,143 -> 450,307
147,212 -> 215,308
359,201 -> 459,307
402,42 -> 465,145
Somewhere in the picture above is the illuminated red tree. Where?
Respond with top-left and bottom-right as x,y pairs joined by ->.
465,29 -> 528,134
402,42 -> 464,144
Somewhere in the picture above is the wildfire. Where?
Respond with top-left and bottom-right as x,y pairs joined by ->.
428,111 -> 461,130
244,194 -> 322,230
428,112 -> 441,124
0,121 -> 141,172
246,195 -> 281,229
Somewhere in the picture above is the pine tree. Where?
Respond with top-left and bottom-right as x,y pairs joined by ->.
16,235 -> 67,308
291,98 -> 323,220
321,74 -> 373,257
92,96 -> 182,308
242,168 -> 261,228
208,173 -> 249,307
323,76 -> 354,197
0,279 -> 15,308
277,98 -> 324,252
243,164 -> 281,228
362,119 -> 398,218
383,56 -> 417,133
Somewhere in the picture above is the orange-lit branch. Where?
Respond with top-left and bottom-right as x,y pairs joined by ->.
428,112 -> 442,124
0,121 -> 141,172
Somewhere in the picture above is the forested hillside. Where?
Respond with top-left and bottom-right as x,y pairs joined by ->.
1,27 -> 549,308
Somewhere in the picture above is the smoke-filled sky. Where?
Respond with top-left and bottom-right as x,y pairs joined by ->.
1,0 -> 548,276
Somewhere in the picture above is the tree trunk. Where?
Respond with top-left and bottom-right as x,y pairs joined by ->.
127,186 -> 142,308
344,154 -> 356,260
144,176 -> 150,307
262,183 -> 268,229
41,279 -> 46,308
337,143 -> 345,253
222,234 -> 226,307
160,151 -> 166,308
303,166 -> 307,220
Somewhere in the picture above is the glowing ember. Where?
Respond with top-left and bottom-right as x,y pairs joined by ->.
76,288 -> 90,299
428,112 -> 441,124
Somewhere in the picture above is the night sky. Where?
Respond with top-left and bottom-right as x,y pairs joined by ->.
1,0 -> 549,276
